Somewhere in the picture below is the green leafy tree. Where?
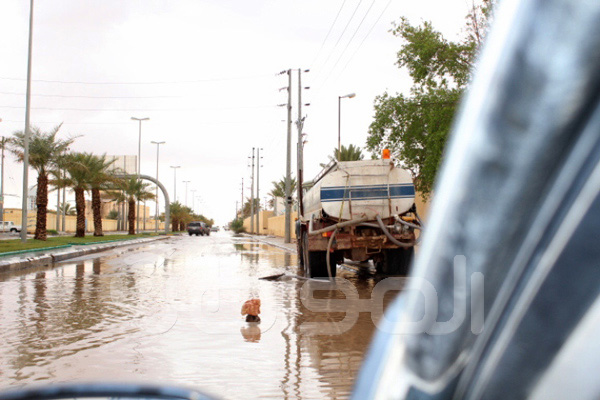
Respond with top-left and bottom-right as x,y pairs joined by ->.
10,124 -> 76,240
366,1 -> 493,197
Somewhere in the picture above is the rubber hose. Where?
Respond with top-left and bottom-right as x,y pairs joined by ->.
326,228 -> 338,281
376,215 -> 414,248
396,217 -> 422,230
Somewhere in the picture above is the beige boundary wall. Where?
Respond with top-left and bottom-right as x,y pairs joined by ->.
243,211 -> 273,235
2,208 -> 164,233
243,210 -> 298,240
266,212 -> 297,239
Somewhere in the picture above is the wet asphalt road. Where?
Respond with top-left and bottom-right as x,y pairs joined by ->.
0,231 -> 402,399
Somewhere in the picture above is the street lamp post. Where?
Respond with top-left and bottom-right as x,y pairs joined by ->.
337,93 -> 356,159
21,0 -> 35,242
131,117 -> 149,233
151,140 -> 165,233
183,180 -> 190,207
170,166 -> 180,204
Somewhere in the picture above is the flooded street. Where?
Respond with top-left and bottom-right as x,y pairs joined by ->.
0,232 -> 402,399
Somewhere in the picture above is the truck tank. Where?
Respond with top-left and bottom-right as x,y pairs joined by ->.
303,159 -> 415,221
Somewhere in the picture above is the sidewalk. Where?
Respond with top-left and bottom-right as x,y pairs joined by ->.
0,236 -> 170,274
243,234 -> 297,253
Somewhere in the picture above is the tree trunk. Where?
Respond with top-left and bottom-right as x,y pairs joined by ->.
75,188 -> 86,238
34,173 -> 49,240
92,188 -> 103,236
179,221 -> 185,231
128,198 -> 136,235
171,217 -> 178,232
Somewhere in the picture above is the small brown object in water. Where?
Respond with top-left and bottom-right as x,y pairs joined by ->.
241,298 -> 261,323
245,315 -> 261,323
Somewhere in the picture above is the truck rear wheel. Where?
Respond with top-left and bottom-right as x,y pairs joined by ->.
376,247 -> 414,275
302,232 -> 336,278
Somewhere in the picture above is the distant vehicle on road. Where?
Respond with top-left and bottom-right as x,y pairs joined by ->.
0,221 -> 21,233
210,226 -> 219,232
187,221 -> 209,236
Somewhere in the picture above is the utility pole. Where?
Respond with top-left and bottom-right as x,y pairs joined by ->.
131,117 -> 149,233
284,69 -> 292,243
151,140 -> 165,233
250,147 -> 255,234
255,148 -> 263,235
0,136 -> 6,223
183,180 -> 190,207
240,178 -> 244,220
297,69 -> 307,219
170,166 -> 180,204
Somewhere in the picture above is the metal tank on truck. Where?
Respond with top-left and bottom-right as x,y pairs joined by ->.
296,150 -> 423,278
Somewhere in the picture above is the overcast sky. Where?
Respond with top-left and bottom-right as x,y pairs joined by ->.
0,0 -> 472,225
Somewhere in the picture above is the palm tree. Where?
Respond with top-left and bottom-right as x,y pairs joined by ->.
241,198 -> 261,219
269,176 -> 297,198
86,154 -> 118,236
180,205 -> 193,231
10,124 -> 76,240
59,203 -> 77,216
170,201 -> 185,232
335,144 -> 364,161
59,152 -> 94,237
118,178 -> 155,235
320,144 -> 365,169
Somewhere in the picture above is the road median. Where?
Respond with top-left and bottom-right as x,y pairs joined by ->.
0,235 -> 170,274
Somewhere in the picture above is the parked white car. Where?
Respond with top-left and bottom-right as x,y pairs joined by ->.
0,221 -> 22,233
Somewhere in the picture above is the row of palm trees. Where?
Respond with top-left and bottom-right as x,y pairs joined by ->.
11,125 -> 155,240
170,201 -> 213,232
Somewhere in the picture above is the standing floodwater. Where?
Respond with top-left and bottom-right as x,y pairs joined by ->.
0,233 -> 403,399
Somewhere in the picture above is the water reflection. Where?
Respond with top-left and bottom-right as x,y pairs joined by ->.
240,324 -> 261,343
0,235 -> 401,399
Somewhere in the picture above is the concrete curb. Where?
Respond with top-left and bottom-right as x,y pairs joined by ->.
242,234 -> 297,254
0,236 -> 170,274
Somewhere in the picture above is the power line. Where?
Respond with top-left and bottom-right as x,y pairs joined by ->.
311,0 -> 348,66
313,0 -> 365,81
0,91 -> 182,99
337,0 -> 394,79
317,0 -> 378,88
1,119 -> 281,126
0,73 -> 274,85
0,104 -> 277,112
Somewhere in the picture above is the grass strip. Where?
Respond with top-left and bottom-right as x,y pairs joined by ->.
0,233 -> 163,255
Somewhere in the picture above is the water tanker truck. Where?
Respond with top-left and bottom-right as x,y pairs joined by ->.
296,155 -> 422,278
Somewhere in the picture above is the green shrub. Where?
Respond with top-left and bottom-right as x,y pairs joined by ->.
230,218 -> 245,234
106,210 -> 119,220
